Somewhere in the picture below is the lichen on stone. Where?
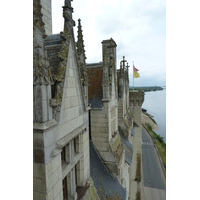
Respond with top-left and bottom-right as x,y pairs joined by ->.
110,132 -> 124,164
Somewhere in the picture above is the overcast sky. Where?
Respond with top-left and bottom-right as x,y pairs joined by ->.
52,0 -> 166,86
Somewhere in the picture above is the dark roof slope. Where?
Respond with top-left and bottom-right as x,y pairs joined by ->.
44,34 -> 62,75
86,64 -> 103,109
90,141 -> 127,200
118,127 -> 133,165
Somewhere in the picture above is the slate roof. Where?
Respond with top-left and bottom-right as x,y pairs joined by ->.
86,64 -> 103,109
88,98 -> 103,109
90,141 -> 127,200
118,127 -> 133,165
44,34 -> 62,75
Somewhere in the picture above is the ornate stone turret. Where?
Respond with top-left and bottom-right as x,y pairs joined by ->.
121,56 -> 127,71
117,56 -> 132,140
118,56 -> 127,99
76,19 -> 87,62
125,62 -> 130,110
62,0 -> 75,37
126,62 -> 130,87
33,0 -> 54,123
102,38 -> 117,100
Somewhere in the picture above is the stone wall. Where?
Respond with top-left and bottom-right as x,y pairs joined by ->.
41,0 -> 52,35
33,38 -> 90,200
129,90 -> 144,200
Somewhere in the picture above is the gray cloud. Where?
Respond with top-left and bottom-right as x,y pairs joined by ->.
52,0 -> 166,86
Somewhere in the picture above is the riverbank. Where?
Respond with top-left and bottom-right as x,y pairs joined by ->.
141,112 -> 158,131
130,86 -> 164,92
141,112 -> 166,172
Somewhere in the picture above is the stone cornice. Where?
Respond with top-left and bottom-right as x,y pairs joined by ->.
33,119 -> 58,132
56,124 -> 87,149
129,90 -> 144,106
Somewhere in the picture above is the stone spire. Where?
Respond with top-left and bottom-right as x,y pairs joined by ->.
47,0 -> 76,121
121,56 -> 127,72
126,62 -> 130,83
76,19 -> 89,109
118,56 -> 129,99
60,0 -> 75,40
125,62 -> 130,100
33,0 -> 54,123
76,19 -> 87,61
76,19 -> 88,82
52,1 -> 74,84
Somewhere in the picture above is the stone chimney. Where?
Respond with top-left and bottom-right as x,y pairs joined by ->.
102,38 -> 117,100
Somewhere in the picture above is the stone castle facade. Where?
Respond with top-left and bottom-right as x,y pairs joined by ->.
33,1 -> 144,200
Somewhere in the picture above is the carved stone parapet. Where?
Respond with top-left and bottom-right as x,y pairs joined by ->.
129,90 -> 144,106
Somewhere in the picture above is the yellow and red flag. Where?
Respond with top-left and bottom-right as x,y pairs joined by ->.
133,64 -> 140,78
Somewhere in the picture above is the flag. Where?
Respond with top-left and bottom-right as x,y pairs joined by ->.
134,71 -> 140,78
133,64 -> 140,78
133,65 -> 139,72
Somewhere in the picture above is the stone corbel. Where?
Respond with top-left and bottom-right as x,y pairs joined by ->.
60,31 -> 67,41
51,148 -> 62,158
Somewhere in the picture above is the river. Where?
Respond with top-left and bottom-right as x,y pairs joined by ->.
142,89 -> 166,143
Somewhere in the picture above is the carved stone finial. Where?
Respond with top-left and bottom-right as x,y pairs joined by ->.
77,22 -> 88,84
76,19 -> 89,109
64,0 -> 73,7
121,56 -> 127,71
62,0 -> 75,39
126,62 -> 129,69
